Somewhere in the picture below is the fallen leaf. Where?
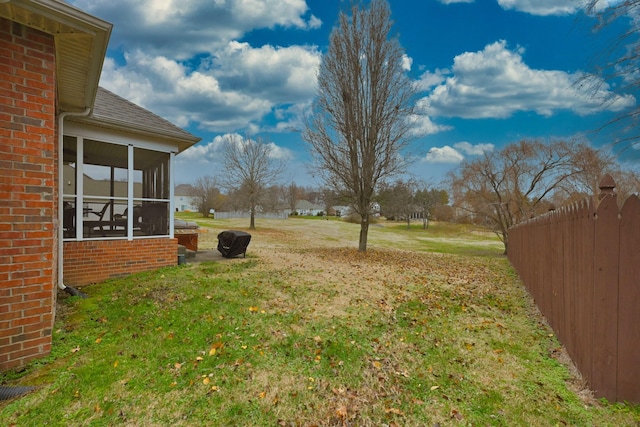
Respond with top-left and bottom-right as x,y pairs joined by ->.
209,341 -> 224,356
249,306 -> 259,312
203,377 -> 210,385
71,346 -> 80,353
430,385 -> 440,391
258,391 -> 266,399
450,409 -> 463,420
113,360 -> 118,368
335,405 -> 348,419
384,407 -> 404,416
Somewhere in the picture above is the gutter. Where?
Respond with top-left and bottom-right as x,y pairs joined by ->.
57,109 -> 90,300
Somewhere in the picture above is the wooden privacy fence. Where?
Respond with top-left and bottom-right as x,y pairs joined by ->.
508,175 -> 640,404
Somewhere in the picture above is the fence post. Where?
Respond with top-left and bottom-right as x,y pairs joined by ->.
591,174 -> 620,401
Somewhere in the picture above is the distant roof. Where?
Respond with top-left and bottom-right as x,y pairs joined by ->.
71,87 -> 201,153
295,200 -> 323,210
175,184 -> 195,196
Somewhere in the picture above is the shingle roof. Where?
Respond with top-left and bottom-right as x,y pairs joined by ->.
175,184 -> 195,196
90,87 -> 200,146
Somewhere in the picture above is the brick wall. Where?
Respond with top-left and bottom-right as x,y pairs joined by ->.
0,19 -> 57,371
63,238 -> 178,286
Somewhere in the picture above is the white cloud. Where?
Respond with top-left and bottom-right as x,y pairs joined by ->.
439,0 -> 474,4
497,0 -> 580,16
423,146 -> 465,163
422,141 -> 494,164
402,54 -> 413,72
71,0 -> 320,59
99,42 -> 321,132
212,42 -> 321,103
70,0 -> 323,134
408,112 -> 452,137
420,40 -> 635,119
454,141 -> 494,155
178,133 -> 293,163
416,69 -> 449,91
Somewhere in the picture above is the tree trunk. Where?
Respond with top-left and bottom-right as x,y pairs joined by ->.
406,216 -> 410,229
358,214 -> 369,252
502,232 -> 508,255
250,206 -> 256,230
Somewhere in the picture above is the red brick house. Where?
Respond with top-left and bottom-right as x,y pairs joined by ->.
0,0 -> 200,371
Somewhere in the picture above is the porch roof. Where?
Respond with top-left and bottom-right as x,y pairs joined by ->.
70,87 -> 201,153
0,0 -> 112,113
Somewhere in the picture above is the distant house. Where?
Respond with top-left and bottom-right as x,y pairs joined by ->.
330,205 -> 351,217
175,184 -> 199,212
1,1 -> 200,371
294,200 -> 324,216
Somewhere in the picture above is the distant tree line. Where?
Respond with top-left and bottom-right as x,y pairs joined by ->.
184,136 -> 638,256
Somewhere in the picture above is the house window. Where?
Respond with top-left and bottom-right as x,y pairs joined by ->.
63,136 -> 172,240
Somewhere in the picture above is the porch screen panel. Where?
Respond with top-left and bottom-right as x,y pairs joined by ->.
80,140 -> 129,238
62,136 -> 77,239
134,147 -> 170,236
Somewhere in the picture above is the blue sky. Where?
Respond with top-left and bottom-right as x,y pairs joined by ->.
68,0 -> 637,187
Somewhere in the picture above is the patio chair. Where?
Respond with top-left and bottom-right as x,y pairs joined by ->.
88,202 -> 110,235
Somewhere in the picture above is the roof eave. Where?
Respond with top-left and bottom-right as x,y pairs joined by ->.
71,116 -> 202,153
0,0 -> 112,112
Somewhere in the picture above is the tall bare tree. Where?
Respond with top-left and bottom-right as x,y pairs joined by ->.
220,135 -> 285,229
303,0 -> 417,252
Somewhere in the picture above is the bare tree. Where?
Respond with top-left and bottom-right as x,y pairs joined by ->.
303,0 -> 417,252
414,186 -> 448,229
190,176 -> 225,217
583,1 -> 640,151
220,135 -> 286,229
378,179 -> 418,228
285,182 -> 300,213
448,139 -> 608,254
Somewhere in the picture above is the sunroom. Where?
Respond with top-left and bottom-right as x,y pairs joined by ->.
61,87 -> 200,285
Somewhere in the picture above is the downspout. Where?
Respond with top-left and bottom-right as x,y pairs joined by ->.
57,109 -> 90,299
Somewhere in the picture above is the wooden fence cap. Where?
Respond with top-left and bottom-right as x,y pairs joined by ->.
599,174 -> 616,191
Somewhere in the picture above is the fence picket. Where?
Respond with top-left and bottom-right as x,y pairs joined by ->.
617,195 -> 640,402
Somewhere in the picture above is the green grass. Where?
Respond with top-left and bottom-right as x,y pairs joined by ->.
1,218 -> 639,426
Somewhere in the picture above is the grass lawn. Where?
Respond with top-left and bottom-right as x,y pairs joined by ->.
1,217 -> 638,426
